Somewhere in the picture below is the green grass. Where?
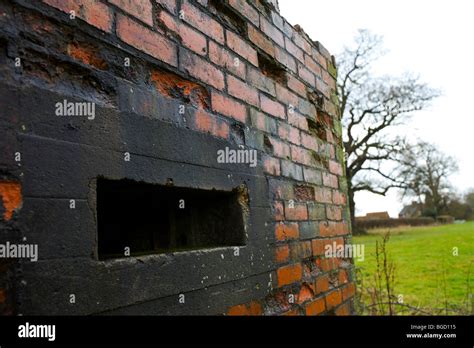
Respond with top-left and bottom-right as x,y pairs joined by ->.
353,222 -> 474,312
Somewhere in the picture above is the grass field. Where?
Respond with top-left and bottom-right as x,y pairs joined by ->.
353,222 -> 474,313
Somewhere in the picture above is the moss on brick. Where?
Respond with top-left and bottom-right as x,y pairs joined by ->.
328,61 -> 337,79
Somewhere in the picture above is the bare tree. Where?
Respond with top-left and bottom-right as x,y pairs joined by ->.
337,29 -> 440,231
465,190 -> 474,210
397,141 -> 458,217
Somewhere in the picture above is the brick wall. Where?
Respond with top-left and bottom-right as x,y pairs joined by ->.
0,0 -> 354,315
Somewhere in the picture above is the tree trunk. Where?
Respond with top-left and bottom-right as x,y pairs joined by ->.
348,186 -> 357,235
346,172 -> 358,235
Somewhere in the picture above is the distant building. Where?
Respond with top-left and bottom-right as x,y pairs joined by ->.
365,211 -> 390,219
356,211 -> 390,221
399,202 -> 423,218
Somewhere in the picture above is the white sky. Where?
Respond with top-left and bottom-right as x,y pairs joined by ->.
279,0 -> 474,217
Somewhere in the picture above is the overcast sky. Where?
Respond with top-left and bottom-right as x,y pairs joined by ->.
279,0 -> 474,217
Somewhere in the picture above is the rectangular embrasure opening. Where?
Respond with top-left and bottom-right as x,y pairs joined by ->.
257,52 -> 287,84
97,178 -> 247,260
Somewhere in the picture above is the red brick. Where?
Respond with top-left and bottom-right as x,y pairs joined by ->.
227,301 -> 262,315
159,11 -> 207,55
293,31 -> 312,54
194,109 -> 229,139
180,50 -> 224,89
316,257 -> 337,272
319,221 -> 349,237
117,14 -> 177,66
208,41 -> 246,80
211,92 -> 246,122
315,274 -> 329,294
150,69 -> 209,109
156,0 -> 177,14
335,302 -> 350,315
67,43 -> 108,70
284,201 -> 307,221
326,205 -> 342,221
260,95 -> 285,119
275,245 -> 289,263
326,130 -> 335,144
275,84 -> 299,108
297,283 -> 314,304
287,74 -> 306,97
227,75 -> 259,106
226,30 -> 258,66
342,282 -> 356,300
312,48 -> 327,70
248,67 -> 276,96
329,160 -> 343,176
325,290 -> 342,310
277,263 -> 302,287
267,136 -> 290,158
288,111 -> 308,132
311,239 -> 325,256
329,144 -> 336,159
248,24 -> 274,57
322,69 -> 336,89
298,64 -> 315,87
260,17 -> 284,47
271,12 -> 284,31
301,132 -> 317,150
263,155 -> 280,176
316,77 -> 330,99
275,222 -> 299,241
304,54 -> 322,77
326,102 -> 338,118
336,222 -> 350,236
279,124 -> 300,145
333,191 -> 346,205
315,187 -> 333,203
228,0 -> 259,26
291,146 -> 314,166
282,308 -> 301,316
275,46 -> 296,72
110,0 -> 153,26
181,0 -> 224,43
284,37 -> 304,62
0,181 -> 22,221
324,237 -> 344,250
323,172 -> 338,189
319,221 -> 334,237
317,42 -> 331,60
338,269 -> 349,285
305,297 -> 325,315
43,0 -> 112,32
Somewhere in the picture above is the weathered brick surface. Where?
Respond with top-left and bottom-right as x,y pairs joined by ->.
0,0 -> 353,316
43,0 -> 113,32
110,0 -> 154,26
117,14 -> 178,66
